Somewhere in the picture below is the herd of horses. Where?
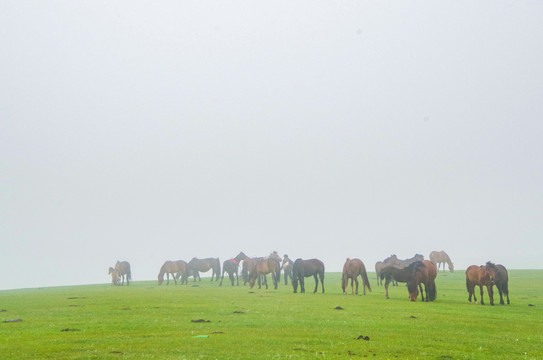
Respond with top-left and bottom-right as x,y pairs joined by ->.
108,250 -> 510,305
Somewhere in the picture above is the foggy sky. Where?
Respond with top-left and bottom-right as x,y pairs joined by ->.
1,1 -> 542,290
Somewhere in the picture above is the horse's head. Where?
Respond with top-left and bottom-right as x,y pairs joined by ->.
449,263 -> 455,272
407,282 -> 419,301
485,261 -> 497,283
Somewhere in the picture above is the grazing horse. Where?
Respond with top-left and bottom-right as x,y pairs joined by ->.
184,257 -> 221,282
380,261 -> 426,301
429,251 -> 454,272
281,255 -> 293,285
465,265 -> 495,305
220,252 -> 248,286
108,267 -> 120,286
158,260 -> 187,285
414,260 -> 437,301
485,262 -> 510,305
114,261 -> 132,286
292,258 -> 325,294
342,258 -> 372,295
248,255 -> 281,290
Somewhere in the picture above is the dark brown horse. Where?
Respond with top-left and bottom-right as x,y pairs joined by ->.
465,265 -> 494,305
380,261 -> 426,301
114,261 -> 132,286
281,255 -> 293,285
341,258 -> 371,295
248,254 -> 281,290
414,260 -> 437,301
485,262 -> 510,305
375,254 -> 423,286
219,252 -> 247,286
292,258 -> 325,294
158,260 -> 187,285
185,257 -> 221,282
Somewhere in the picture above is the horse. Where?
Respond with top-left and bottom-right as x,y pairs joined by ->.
184,257 -> 221,282
248,254 -> 281,290
341,258 -> 371,295
241,257 -> 259,286
281,255 -> 293,285
485,262 -> 510,305
114,261 -> 132,286
219,252 -> 248,286
158,260 -> 188,285
380,261 -> 426,301
414,260 -> 437,301
291,258 -> 325,294
429,251 -> 454,272
375,254 -> 422,286
465,265 -> 495,305
108,267 -> 120,286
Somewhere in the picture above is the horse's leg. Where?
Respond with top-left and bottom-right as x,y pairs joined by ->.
300,277 -> 305,293
320,272 -> 325,293
419,283 -> 425,301
385,279 -> 390,299
488,284 -> 494,306
479,285 -> 485,305
235,271 -> 239,286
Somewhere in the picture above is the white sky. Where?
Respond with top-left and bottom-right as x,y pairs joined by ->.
1,1 -> 542,290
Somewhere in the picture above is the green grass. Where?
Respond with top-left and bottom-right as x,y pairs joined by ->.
1,270 -> 542,359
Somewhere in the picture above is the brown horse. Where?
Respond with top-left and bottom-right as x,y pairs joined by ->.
219,252 -> 248,286
248,254 -> 281,290
185,257 -> 221,282
341,258 -> 372,295
414,260 -> 437,301
158,260 -> 187,285
465,265 -> 494,305
241,257 -> 259,285
114,261 -> 132,286
108,267 -> 120,286
380,261 -> 426,301
429,251 -> 454,272
485,262 -> 510,305
292,258 -> 325,294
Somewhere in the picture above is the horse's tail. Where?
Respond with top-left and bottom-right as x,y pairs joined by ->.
362,271 -> 372,292
429,281 -> 437,301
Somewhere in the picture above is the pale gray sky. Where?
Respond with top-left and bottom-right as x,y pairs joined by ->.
1,1 -> 542,290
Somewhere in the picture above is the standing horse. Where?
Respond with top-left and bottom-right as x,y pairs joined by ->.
380,261 -> 426,301
485,262 -> 510,305
158,260 -> 187,285
114,261 -> 132,286
292,258 -> 325,294
248,255 -> 281,290
185,257 -> 221,282
465,265 -> 495,305
108,267 -> 120,286
219,252 -> 247,286
281,255 -> 294,285
429,251 -> 454,272
342,258 -> 372,295
414,260 -> 437,301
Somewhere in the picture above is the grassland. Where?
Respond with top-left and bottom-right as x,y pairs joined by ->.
1,270 -> 541,360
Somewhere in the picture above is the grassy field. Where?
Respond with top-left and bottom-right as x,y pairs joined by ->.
1,270 -> 541,360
